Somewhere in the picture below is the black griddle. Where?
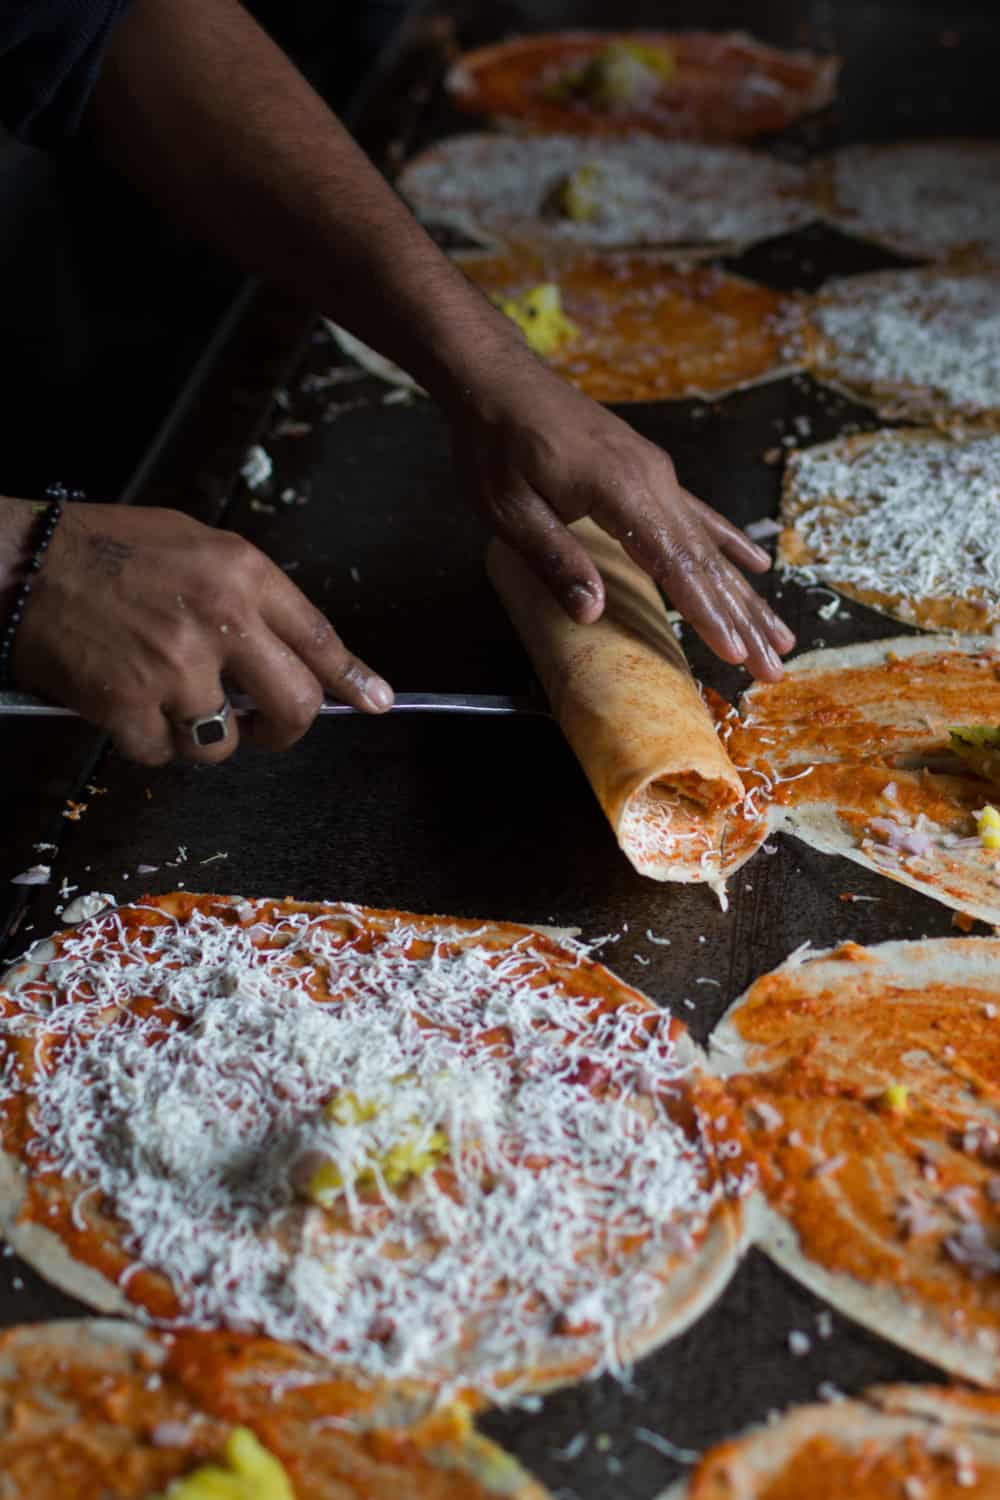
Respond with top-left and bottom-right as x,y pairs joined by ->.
0,2 -> 998,1495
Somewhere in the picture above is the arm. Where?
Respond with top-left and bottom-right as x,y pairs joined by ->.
89,0 -> 793,678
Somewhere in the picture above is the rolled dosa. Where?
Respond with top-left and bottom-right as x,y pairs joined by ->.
487,519 -> 748,891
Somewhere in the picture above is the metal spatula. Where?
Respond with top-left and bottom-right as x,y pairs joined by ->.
0,691 -> 547,719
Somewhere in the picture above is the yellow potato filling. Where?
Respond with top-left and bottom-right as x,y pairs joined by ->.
977,803 -> 1000,850
151,1427 -> 293,1500
952,726 -> 1000,789
491,284 -> 579,356
551,162 -> 602,222
546,42 -> 676,106
305,1085 -> 449,1205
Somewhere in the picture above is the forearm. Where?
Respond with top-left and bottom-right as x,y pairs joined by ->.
89,0 -> 523,404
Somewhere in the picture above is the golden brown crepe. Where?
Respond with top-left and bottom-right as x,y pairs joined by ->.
488,519 -> 765,897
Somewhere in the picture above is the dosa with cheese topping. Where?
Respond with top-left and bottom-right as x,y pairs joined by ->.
445,31 -> 839,140
398,134 -> 815,255
0,895 -> 747,1399
456,249 -> 805,404
662,1384 -> 1000,1498
712,938 -> 1000,1385
803,269 -> 1000,428
729,634 -> 1000,926
0,1319 -> 551,1500
817,140 -> 1000,266
488,519 -> 768,897
778,430 -> 1000,632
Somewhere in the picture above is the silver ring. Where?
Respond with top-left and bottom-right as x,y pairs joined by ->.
178,698 -> 232,748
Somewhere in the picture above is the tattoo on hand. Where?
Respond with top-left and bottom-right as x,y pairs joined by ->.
88,534 -> 136,577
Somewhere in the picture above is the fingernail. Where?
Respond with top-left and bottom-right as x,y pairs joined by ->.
566,582 -> 599,614
727,629 -> 748,660
364,678 -> 394,711
766,647 -> 784,673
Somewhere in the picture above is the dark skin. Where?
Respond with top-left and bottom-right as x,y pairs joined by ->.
0,0 -> 794,767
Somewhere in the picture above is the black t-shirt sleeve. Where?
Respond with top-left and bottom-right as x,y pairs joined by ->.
0,0 -> 135,145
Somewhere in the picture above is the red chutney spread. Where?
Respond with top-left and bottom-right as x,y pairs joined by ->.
0,1323 -> 530,1500
460,252 -> 799,404
727,955 -> 1000,1344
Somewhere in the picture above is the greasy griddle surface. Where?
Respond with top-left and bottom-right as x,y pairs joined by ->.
1,2 -> 998,1497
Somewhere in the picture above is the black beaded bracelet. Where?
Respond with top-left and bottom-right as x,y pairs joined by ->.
0,484 -> 70,691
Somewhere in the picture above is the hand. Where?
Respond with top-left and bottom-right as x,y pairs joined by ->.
447,359 -> 794,681
5,500 -> 392,765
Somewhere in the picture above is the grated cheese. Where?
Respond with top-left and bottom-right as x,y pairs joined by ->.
813,271 -> 1000,419
398,134 -> 813,251
0,900 -> 725,1398
829,143 -> 1000,263
782,432 -> 1000,613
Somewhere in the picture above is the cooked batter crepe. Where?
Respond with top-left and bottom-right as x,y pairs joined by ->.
488,519 -> 765,897
0,894 -> 746,1400
0,1319 -> 551,1500
712,938 -> 1000,1386
778,429 -> 1000,632
818,140 -> 1000,266
662,1384 -> 1000,1497
398,134 -> 815,254
730,634 -> 1000,926
804,268 -> 1000,428
445,31 -> 839,141
457,248 -> 805,404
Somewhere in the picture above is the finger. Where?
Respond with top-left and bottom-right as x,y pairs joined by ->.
262,596 -> 394,712
105,705 -> 176,767
225,629 -> 325,752
164,673 -> 241,766
655,556 -> 751,668
718,566 -> 796,656
484,488 -> 605,623
695,503 -> 773,574
712,572 -> 789,682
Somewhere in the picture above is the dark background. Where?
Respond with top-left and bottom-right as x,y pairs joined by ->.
0,3 -> 998,1496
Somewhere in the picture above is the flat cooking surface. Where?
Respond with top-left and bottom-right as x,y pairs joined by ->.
1,2 -> 997,1496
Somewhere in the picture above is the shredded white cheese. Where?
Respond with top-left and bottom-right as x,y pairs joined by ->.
782,432 -> 1000,612
814,271 -> 1000,418
399,134 -> 813,250
830,143 -> 1000,262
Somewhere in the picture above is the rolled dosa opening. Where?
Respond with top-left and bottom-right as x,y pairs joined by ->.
487,518 -> 746,888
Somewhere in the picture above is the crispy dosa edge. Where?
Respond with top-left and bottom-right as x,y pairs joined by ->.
487,518 -> 744,881
657,1385 -> 1000,1499
709,938 -> 1000,1388
0,902 -> 744,1398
